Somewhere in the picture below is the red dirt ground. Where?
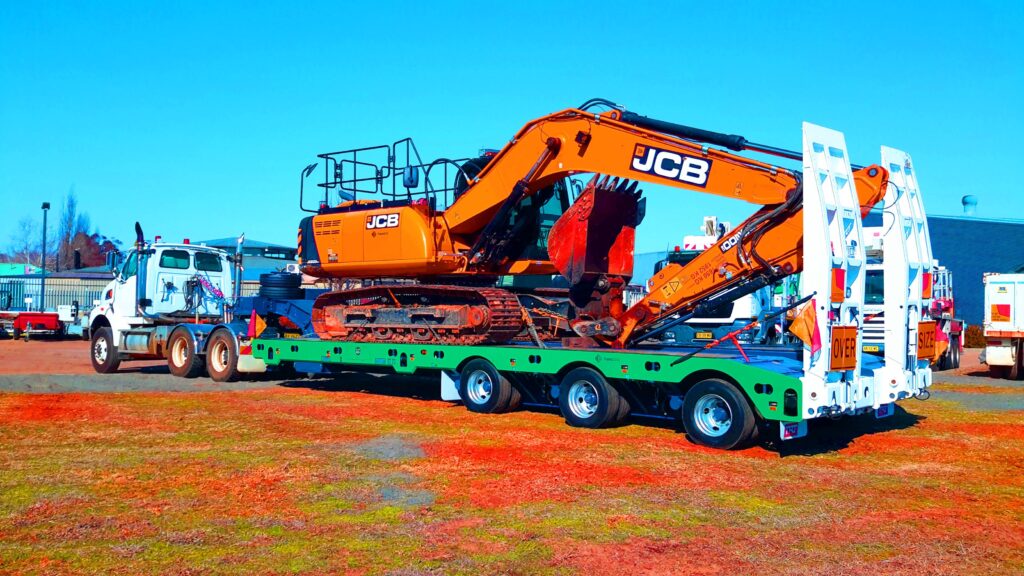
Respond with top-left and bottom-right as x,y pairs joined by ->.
0,339 -> 163,374
0,340 -> 1021,575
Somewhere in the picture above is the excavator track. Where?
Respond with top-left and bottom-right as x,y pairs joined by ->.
311,285 -> 524,344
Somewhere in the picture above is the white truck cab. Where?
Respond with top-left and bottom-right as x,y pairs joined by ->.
88,240 -> 235,374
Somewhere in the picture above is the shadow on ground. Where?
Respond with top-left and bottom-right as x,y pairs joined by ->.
278,372 -> 928,456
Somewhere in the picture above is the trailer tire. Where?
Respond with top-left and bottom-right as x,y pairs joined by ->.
459,359 -> 515,414
681,378 -> 756,450
168,331 -> 203,378
206,330 -> 239,382
558,367 -> 621,429
90,327 -> 121,374
989,365 -> 1010,379
1010,341 -> 1024,381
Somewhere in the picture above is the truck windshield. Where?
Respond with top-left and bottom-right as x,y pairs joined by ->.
865,270 -> 884,305
195,252 -> 223,272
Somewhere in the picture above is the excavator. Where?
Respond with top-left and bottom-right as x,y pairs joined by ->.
297,99 -> 888,349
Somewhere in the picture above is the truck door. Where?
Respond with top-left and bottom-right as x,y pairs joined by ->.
112,250 -> 139,318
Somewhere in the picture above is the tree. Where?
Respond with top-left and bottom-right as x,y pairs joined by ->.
57,189 -> 92,271
68,231 -> 121,268
7,217 -> 40,266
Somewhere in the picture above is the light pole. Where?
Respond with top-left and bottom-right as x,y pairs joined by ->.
40,202 -> 49,311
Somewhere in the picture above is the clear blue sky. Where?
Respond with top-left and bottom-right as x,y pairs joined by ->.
1,1 -> 1021,253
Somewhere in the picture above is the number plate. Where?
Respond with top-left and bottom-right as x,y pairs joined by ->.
282,332 -> 301,339
875,402 -> 894,419
695,331 -> 714,340
863,344 -> 880,353
829,326 -> 858,371
917,321 -> 937,360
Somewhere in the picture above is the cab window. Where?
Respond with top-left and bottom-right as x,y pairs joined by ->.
160,249 -> 191,270
121,251 -> 138,279
865,270 -> 884,305
195,252 -> 223,272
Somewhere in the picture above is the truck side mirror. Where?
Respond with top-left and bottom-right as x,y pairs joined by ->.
105,251 -> 122,274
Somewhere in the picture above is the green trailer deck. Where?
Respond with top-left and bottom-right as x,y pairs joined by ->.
252,337 -> 805,448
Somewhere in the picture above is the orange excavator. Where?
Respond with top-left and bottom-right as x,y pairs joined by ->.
298,99 -> 888,348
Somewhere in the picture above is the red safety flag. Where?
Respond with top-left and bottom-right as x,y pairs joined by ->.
790,299 -> 822,355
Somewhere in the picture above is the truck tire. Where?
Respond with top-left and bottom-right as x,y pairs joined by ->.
951,336 -> 961,370
259,273 -> 303,300
459,358 -> 516,414
206,330 -> 239,382
1010,341 -> 1024,381
558,367 -> 621,429
90,327 -> 121,374
168,331 -> 203,378
681,378 -> 756,450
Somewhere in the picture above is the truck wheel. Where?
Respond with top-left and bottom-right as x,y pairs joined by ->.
951,336 -> 961,369
459,359 -> 516,414
206,330 -> 239,382
681,378 -> 756,450
168,331 -> 203,378
90,327 -> 121,374
558,367 -> 621,428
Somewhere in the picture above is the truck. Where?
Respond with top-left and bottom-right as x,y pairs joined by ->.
95,103 -> 937,451
87,230 -> 315,381
861,225 -> 965,371
982,273 -> 1024,378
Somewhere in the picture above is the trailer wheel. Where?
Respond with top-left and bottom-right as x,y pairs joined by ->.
168,331 -> 203,378
558,367 -> 621,429
459,359 -> 516,414
1010,341 -> 1024,381
206,330 -> 239,382
681,378 -> 756,450
90,327 -> 121,374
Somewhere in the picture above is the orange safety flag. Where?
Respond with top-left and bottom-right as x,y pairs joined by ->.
789,299 -> 822,355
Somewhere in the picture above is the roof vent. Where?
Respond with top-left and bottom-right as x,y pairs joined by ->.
962,195 -> 977,216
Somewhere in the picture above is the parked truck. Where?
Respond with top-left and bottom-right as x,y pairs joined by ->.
87,228 -> 322,381
982,273 -> 1024,378
861,237 -> 964,371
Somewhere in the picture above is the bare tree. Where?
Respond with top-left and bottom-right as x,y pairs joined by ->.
8,216 -> 39,267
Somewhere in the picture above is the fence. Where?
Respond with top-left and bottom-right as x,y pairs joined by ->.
0,277 -> 110,311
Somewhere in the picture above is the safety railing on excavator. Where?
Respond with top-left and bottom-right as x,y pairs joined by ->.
299,137 -> 476,213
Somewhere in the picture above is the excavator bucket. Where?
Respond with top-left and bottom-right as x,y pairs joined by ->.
548,175 -> 645,285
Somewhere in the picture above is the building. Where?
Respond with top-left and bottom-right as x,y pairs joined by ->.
926,214 -> 1024,326
197,237 -> 298,285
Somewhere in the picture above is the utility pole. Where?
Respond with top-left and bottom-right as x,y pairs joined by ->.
40,202 -> 50,311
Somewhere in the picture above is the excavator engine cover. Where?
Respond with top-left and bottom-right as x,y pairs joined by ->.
548,175 -> 645,286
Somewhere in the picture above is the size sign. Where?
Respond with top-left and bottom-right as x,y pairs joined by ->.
917,321 -> 937,360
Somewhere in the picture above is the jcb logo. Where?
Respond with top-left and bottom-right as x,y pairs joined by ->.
366,214 -> 400,229
630,145 -> 712,187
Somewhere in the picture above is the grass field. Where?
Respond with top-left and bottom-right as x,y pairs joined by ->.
1,354 -> 1023,574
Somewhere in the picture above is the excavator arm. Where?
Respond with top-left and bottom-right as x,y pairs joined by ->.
446,107 -> 801,258
443,103 -> 888,347
605,164 -> 888,347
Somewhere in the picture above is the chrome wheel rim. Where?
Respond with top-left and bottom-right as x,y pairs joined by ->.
171,338 -> 188,367
210,339 -> 229,373
465,370 -> 493,405
693,393 -> 732,437
567,380 -> 600,419
93,338 -> 108,363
